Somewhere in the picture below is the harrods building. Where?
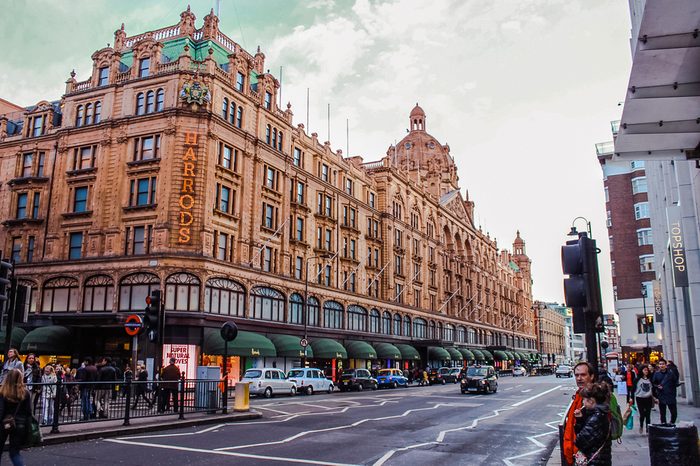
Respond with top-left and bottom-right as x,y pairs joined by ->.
0,8 -> 537,381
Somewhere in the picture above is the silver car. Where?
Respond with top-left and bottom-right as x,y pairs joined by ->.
287,368 -> 334,395
240,368 -> 297,398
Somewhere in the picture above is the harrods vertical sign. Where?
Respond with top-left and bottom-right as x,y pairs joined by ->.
667,205 -> 689,287
178,132 -> 198,244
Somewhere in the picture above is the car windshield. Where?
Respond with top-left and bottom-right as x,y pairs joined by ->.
243,370 -> 262,378
378,369 -> 391,376
467,368 -> 487,377
341,370 -> 356,376
558,366 -> 571,370
287,370 -> 304,378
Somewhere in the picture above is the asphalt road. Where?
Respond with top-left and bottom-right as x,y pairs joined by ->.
22,374 -> 577,466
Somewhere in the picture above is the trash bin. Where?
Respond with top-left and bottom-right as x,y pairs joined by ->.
648,423 -> 699,466
234,382 -> 250,412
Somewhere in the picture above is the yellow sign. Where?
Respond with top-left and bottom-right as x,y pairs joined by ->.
178,132 -> 198,243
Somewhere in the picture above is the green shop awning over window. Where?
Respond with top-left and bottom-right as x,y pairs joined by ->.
203,329 -> 276,357
345,340 -> 377,359
428,346 -> 451,361
504,351 -> 514,360
480,349 -> 494,360
1,328 -> 27,350
310,338 -> 347,359
493,350 -> 508,361
395,344 -> 421,361
457,348 -> 475,361
373,342 -> 402,360
470,349 -> 485,361
516,352 -> 527,361
20,326 -> 72,355
268,334 -> 313,358
444,347 -> 463,361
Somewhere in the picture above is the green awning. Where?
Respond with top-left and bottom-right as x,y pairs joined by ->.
268,334 -> 313,358
395,343 -> 421,361
494,350 -> 508,361
20,326 -> 72,355
1,328 -> 27,350
480,349 -> 494,360
345,340 -> 377,359
203,329 -> 276,357
470,349 -> 485,361
457,348 -> 475,361
445,347 -> 463,361
310,338 -> 347,359
374,342 -> 402,360
428,346 -> 451,361
516,352 -> 527,361
504,351 -> 514,360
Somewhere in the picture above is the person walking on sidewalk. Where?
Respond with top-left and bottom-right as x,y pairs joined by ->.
75,358 -> 98,420
573,382 -> 612,466
652,358 -> 678,424
631,364 -> 654,434
95,357 -> 116,419
625,364 -> 636,404
0,369 -> 32,466
562,361 -> 596,466
131,366 -> 153,410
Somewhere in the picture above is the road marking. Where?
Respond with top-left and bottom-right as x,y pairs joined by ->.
256,406 -> 294,415
502,407 -> 567,465
511,385 -> 562,407
503,387 -> 514,391
521,389 -> 532,393
373,441 -> 439,466
105,438 -> 360,466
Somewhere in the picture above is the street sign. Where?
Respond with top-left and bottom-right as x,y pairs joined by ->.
221,321 -> 238,342
300,338 -> 308,348
124,314 -> 143,336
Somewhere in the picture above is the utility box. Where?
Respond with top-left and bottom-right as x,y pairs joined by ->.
195,366 -> 221,411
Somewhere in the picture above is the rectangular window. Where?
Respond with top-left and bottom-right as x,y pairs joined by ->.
129,177 -> 157,206
325,229 -> 332,250
637,228 -> 653,246
639,255 -> 655,272
125,225 -> 152,255
293,147 -> 303,167
350,239 -> 356,260
37,152 -> 45,177
637,315 -> 654,334
217,232 -> 228,260
317,227 -> 323,249
27,236 -> 35,262
325,195 -> 332,217
219,185 -> 231,213
73,145 -> 96,170
263,203 -> 275,229
324,264 -> 331,286
634,202 -> 650,220
321,164 -> 329,182
16,193 -> 28,219
395,229 -> 402,247
395,284 -> 403,304
345,178 -> 353,196
236,71 -> 245,92
263,246 -> 273,272
295,256 -> 303,280
236,106 -> 243,128
264,91 -> 272,110
134,135 -> 161,161
350,208 -> 356,228
74,186 -> 88,212
631,177 -> 648,194
265,166 -> 277,190
21,153 -> 32,177
69,232 -> 83,259
11,238 -> 21,263
296,217 -> 304,241
31,115 -> 44,137
369,192 -> 375,208
219,143 -> 236,170
98,66 -> 109,86
296,181 -> 305,204
32,192 -> 40,218
395,255 -> 403,275
138,58 -> 150,77
631,160 -> 645,171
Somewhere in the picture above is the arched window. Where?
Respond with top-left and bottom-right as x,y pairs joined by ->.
468,328 -> 476,344
204,277 -> 245,316
456,326 -> 466,343
251,286 -> 285,322
18,279 -> 38,314
369,309 -> 380,333
228,101 -> 235,124
413,318 -> 427,339
393,314 -> 402,336
85,103 -> 93,125
119,272 -> 159,311
236,106 -> 243,128
323,300 -> 343,329
165,273 -> 200,311
155,89 -> 164,111
94,101 -> 102,123
382,311 -> 392,335
437,322 -> 444,340
307,297 -> 320,327
83,275 -> 114,312
42,277 -> 79,312
347,305 -> 367,332
444,323 -> 455,342
289,293 -> 303,324
403,316 -> 411,337
75,105 -> 84,127
428,321 -> 436,340
222,98 -> 229,119
135,92 -> 145,115
145,90 -> 155,113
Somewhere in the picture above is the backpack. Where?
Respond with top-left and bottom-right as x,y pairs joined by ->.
609,394 -> 624,440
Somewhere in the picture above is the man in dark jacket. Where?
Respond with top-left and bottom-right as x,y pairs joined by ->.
652,358 -> 678,424
75,358 -> 98,420
159,358 -> 181,413
96,357 -> 117,418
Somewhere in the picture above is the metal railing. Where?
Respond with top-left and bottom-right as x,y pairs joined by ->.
28,375 -> 231,433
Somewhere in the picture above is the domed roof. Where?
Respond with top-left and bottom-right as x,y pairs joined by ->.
513,230 -> 525,246
410,103 -> 425,118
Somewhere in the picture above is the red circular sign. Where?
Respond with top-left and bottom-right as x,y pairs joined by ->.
124,314 -> 143,336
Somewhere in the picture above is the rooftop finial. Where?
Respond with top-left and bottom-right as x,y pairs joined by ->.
186,4 -> 191,12
257,45 -> 261,53
120,23 -> 125,31
70,69 -> 76,78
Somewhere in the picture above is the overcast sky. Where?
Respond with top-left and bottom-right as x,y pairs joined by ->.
0,0 -> 632,310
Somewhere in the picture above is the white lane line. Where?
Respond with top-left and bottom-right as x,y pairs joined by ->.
117,423 -> 228,440
104,438 -> 360,466
503,387 -> 514,391
373,442 -> 439,466
511,385 -> 561,407
256,406 -> 294,415
502,407 -> 567,465
521,389 -> 532,393
502,448 -> 545,466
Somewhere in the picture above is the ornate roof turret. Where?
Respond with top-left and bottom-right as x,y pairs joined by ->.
409,103 -> 425,132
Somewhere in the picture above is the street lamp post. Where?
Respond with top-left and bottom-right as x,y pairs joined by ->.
302,254 -> 332,367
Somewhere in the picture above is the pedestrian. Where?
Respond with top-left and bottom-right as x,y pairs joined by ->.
122,365 -> 133,398
159,358 -> 180,413
562,361 -> 597,466
132,366 -> 153,410
95,357 -> 116,419
40,365 -> 57,425
651,358 -> 678,424
75,358 -> 98,420
0,349 -> 24,385
625,365 -> 635,404
573,382 -> 612,466
0,369 -> 32,466
667,360 -> 680,385
421,368 -> 428,386
631,364 -> 653,434
22,354 -> 41,415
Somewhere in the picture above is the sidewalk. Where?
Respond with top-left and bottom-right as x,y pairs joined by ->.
547,393 -> 700,466
37,409 -> 262,446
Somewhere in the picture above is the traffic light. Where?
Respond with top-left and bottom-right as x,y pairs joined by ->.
561,233 -> 603,332
0,256 -> 12,304
143,290 -> 161,343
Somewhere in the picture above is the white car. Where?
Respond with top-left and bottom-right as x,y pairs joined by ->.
555,365 -> 573,378
240,368 -> 297,398
287,368 -> 334,395
512,366 -> 527,377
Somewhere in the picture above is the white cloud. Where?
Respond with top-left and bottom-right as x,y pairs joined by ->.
306,0 -> 335,9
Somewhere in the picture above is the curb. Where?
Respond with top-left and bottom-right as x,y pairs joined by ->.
36,410 -> 263,446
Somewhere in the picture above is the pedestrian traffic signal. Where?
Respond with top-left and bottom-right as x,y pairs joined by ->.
143,290 -> 161,343
0,256 -> 12,304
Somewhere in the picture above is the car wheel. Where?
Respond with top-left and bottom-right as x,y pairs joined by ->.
484,385 -> 490,394
492,385 -> 498,394
392,381 -> 398,389
290,387 -> 297,396
372,383 -> 378,391
441,379 -> 446,385
461,390 -> 466,394
264,387 -> 273,398
357,383 -> 364,392
327,384 -> 334,394
305,385 -> 314,396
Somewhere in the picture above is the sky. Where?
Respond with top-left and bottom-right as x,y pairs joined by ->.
0,0 -> 633,311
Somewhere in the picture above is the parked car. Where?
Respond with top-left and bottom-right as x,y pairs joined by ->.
555,365 -> 573,378
339,368 -> 378,391
429,367 -> 458,385
287,368 -> 334,395
448,368 -> 462,382
376,369 -> 408,388
460,365 -> 498,394
240,368 -> 297,398
512,366 -> 527,377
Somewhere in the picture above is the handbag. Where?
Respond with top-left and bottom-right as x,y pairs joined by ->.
2,402 -> 21,433
22,414 -> 42,448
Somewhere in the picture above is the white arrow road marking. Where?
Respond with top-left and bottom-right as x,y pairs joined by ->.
502,406 -> 568,465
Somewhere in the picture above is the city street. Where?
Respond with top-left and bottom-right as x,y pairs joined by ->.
23,375 -> 576,466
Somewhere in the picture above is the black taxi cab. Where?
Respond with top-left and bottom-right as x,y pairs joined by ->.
460,365 -> 498,394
